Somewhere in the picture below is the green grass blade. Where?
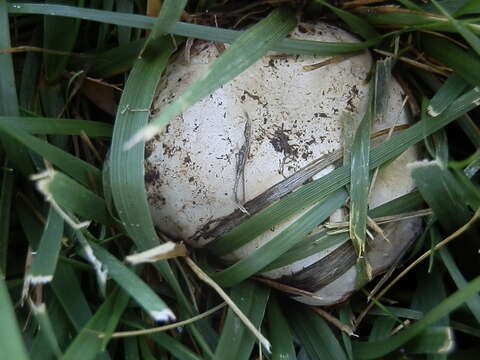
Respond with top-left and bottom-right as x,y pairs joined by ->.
29,207 -> 64,284
211,190 -> 348,287
61,287 -> 129,360
35,170 -> 112,226
404,326 -> 454,355
140,0 -> 187,58
410,160 -> 473,233
0,124 -> 100,188
90,243 -> 175,323
108,21 -> 213,357
8,3 -> 378,56
0,0 -> 34,176
43,0 -> 82,83
432,0 -> 480,56
287,304 -> 348,360
427,74 -> 471,117
267,296 -> 297,360
51,262 -> 92,331
439,246 -> 480,323
0,116 -> 112,137
151,333 -> 203,360
125,7 -> 297,148
0,162 -> 14,273
209,87 -> 480,256
29,301 -> 63,358
214,281 -> 270,360
422,33 -> 480,87
312,0 -> 379,39
349,91 -> 373,259
352,275 -> 480,359
0,273 -> 30,360
456,0 -> 480,16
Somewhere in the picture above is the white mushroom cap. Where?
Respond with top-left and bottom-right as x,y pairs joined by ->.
145,22 -> 421,305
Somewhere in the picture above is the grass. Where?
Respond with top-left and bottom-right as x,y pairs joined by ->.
1,0 -> 479,359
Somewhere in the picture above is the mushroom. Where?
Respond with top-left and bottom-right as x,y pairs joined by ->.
145,22 -> 421,305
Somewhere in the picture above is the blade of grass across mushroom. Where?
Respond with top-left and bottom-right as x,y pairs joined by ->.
33,169 -> 113,227
214,281 -> 270,359
27,207 -> 64,286
8,3 -> 381,56
0,274 -> 30,360
0,0 -> 34,177
287,304 -> 349,360
422,34 -> 480,87
211,190 -> 348,287
352,275 -> 480,359
431,0 -> 480,56
0,116 -> 112,138
207,86 -> 480,257
0,124 -> 100,188
61,287 -> 129,360
90,243 -> 175,323
108,6 -> 214,356
124,7 -> 297,149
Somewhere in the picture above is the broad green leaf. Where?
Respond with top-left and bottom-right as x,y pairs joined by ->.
125,7 -> 297,148
0,273 -> 30,360
29,207 -> 64,284
288,304 -> 348,360
61,287 -> 129,360
214,281 -> 270,360
90,243 -> 175,323
0,116 -> 112,137
352,276 -> 480,359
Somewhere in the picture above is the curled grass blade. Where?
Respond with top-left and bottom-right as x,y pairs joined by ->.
125,7 -> 297,148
